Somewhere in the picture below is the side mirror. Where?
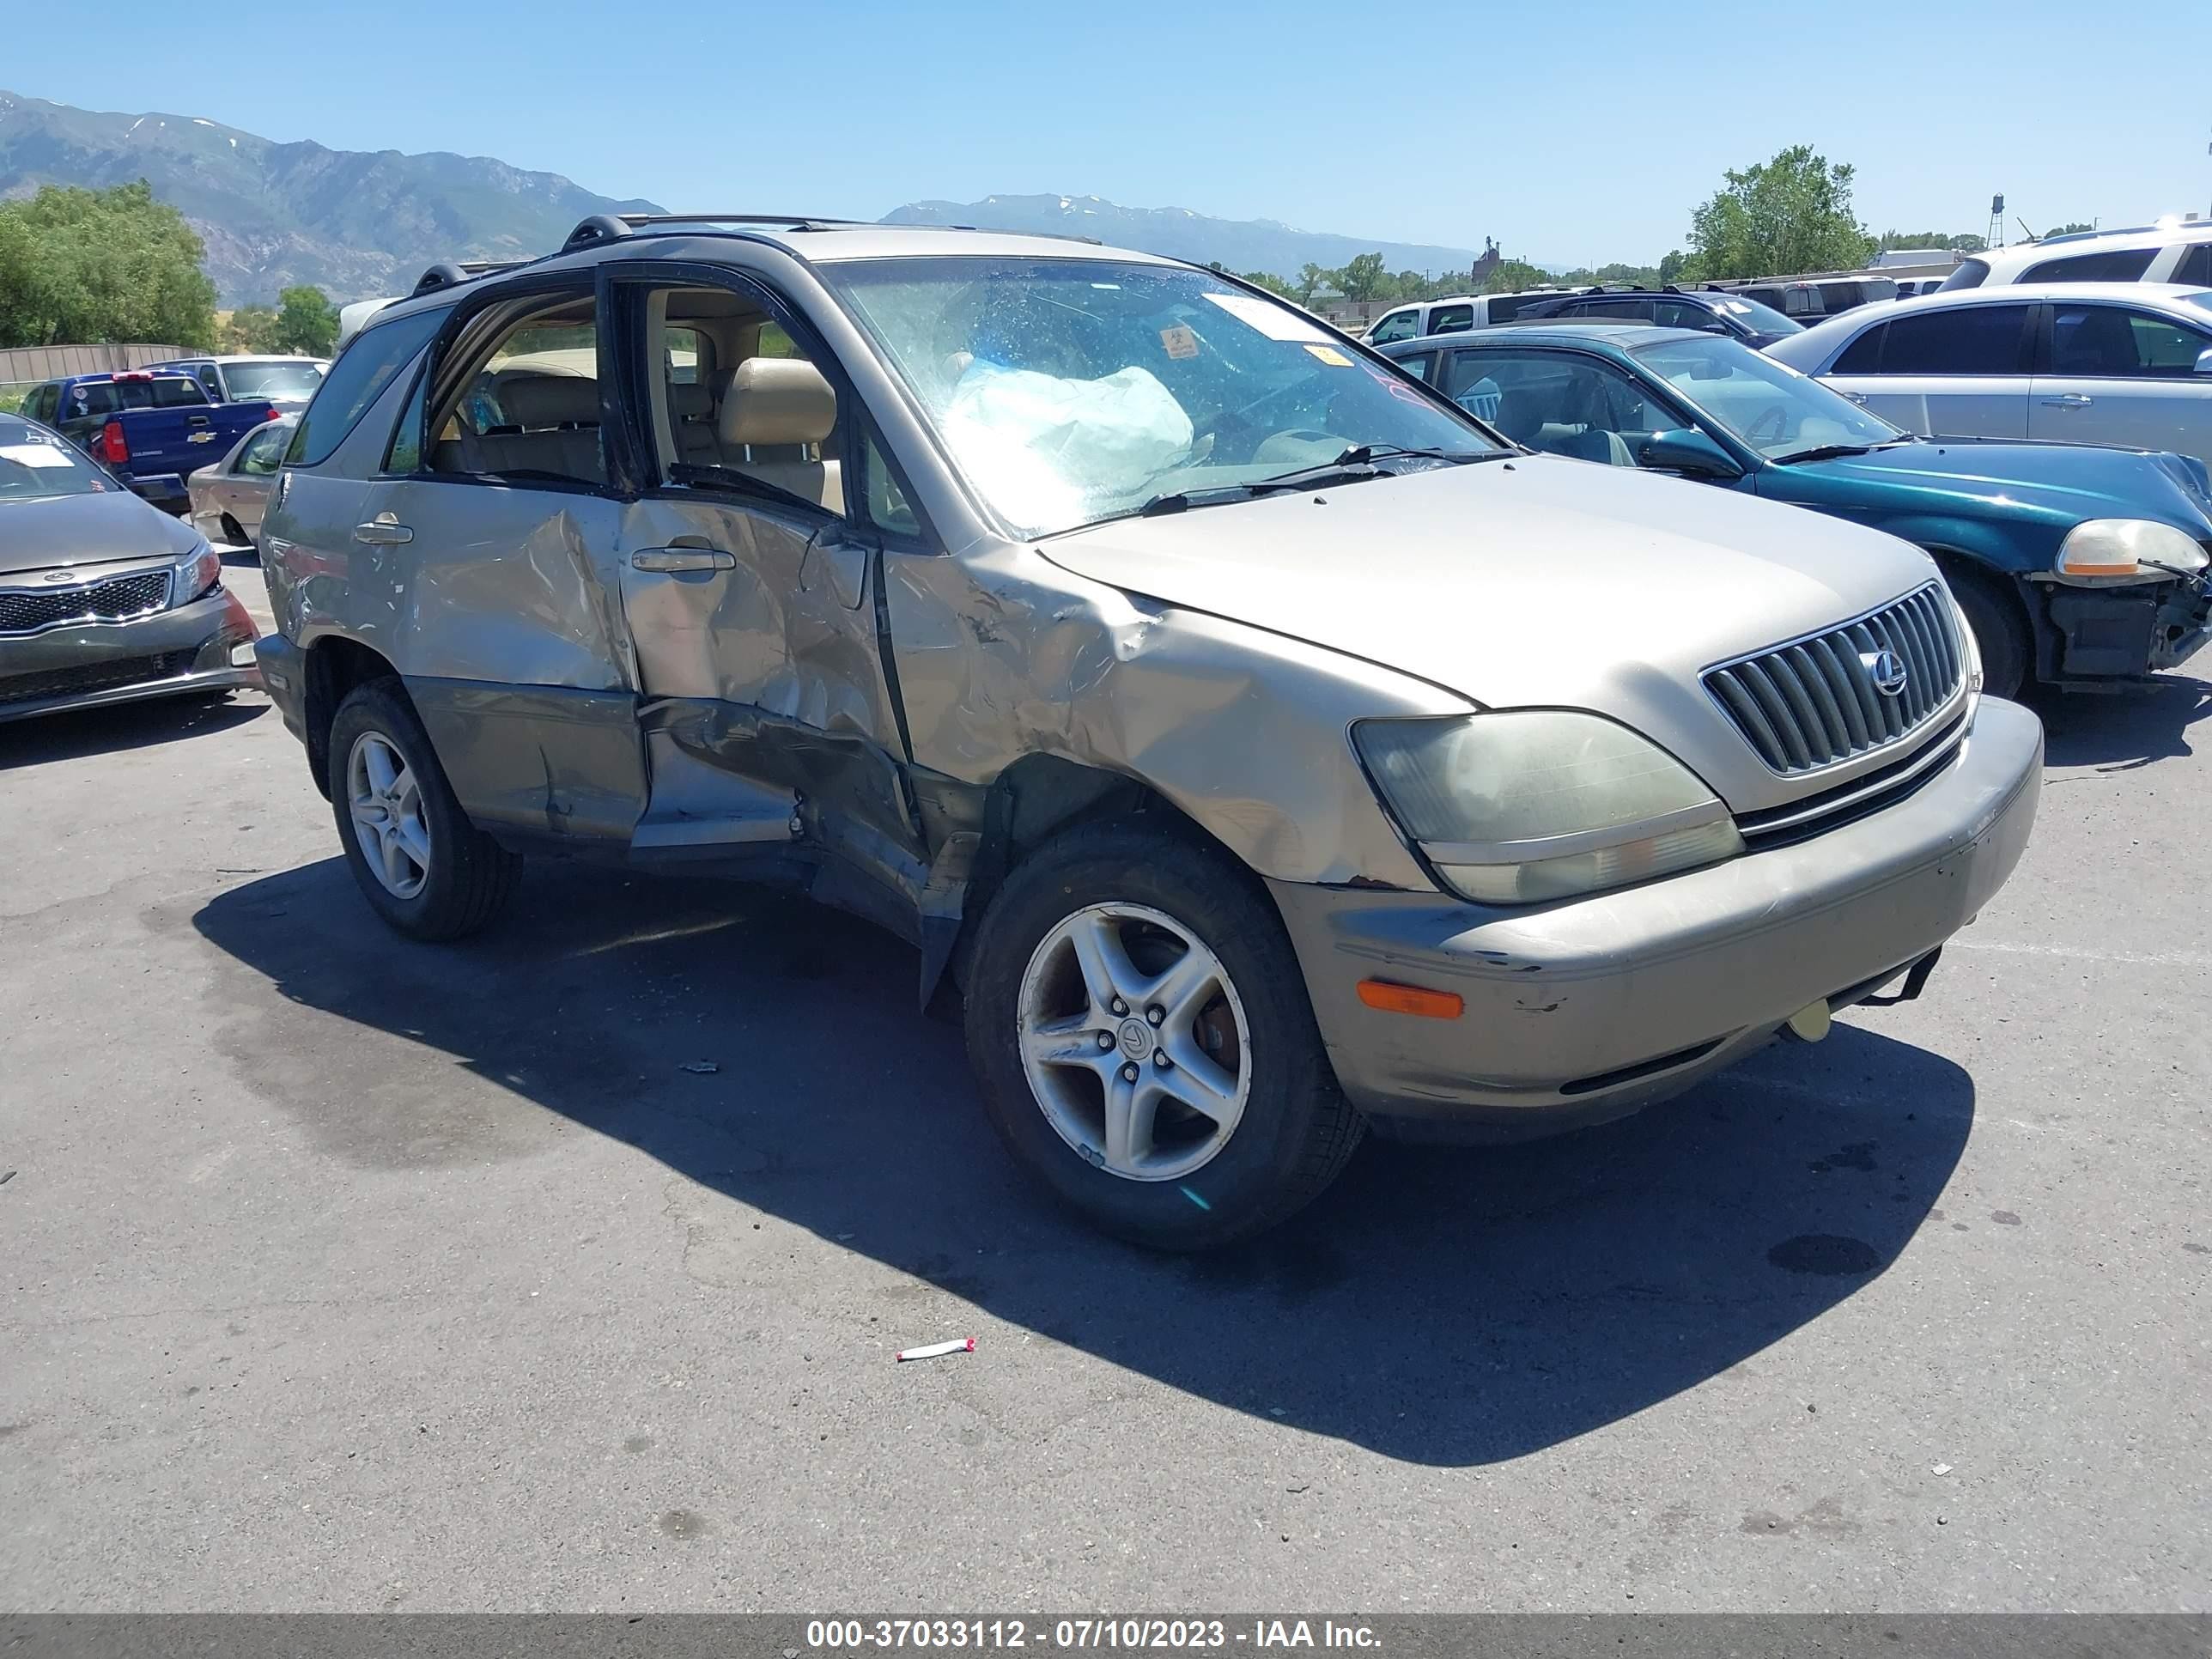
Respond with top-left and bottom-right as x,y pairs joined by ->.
2195,347 -> 2212,375
1638,428 -> 1744,479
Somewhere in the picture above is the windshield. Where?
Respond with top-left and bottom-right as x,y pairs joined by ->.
822,257 -> 1501,537
1634,336 -> 1905,459
223,360 -> 326,400
1714,295 -> 1802,337
0,419 -> 107,500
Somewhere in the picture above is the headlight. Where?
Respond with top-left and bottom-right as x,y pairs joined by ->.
171,538 -> 220,607
2055,520 -> 2209,585
1951,592 -> 1984,695
1353,711 -> 1745,905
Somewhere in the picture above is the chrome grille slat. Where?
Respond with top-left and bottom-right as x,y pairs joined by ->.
0,570 -> 172,635
1705,584 -> 1965,775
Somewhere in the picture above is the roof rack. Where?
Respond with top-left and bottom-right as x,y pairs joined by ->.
560,211 -> 1104,253
411,258 -> 524,296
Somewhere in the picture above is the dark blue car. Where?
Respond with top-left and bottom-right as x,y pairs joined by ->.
1381,323 -> 2212,697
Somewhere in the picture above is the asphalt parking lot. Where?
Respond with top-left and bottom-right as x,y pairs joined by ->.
2,561 -> 2208,1613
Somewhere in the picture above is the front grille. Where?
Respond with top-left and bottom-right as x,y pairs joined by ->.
0,570 -> 171,635
1705,584 -> 1964,775
0,650 -> 198,707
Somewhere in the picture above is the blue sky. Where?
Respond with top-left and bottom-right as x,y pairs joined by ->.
9,0 -> 2209,267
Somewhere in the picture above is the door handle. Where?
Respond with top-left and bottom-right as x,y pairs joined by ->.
353,518 -> 414,545
2039,394 -> 2093,409
631,546 -> 736,573
1840,391 -> 1869,405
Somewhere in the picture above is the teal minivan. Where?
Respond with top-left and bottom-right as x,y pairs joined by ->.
1383,323 -> 2212,698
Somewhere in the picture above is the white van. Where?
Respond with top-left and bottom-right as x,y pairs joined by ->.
1363,290 -> 1568,345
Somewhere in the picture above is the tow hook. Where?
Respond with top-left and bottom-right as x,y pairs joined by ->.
1863,946 -> 1944,1008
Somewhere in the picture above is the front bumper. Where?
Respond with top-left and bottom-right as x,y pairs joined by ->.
0,586 -> 260,724
2042,578 -> 2212,682
1270,696 -> 2043,1139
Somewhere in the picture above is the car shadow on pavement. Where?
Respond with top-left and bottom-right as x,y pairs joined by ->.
1,692 -> 264,772
194,856 -> 1973,1468
2035,674 -> 2211,770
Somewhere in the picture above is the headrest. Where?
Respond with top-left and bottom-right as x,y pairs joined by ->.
669,381 -> 714,421
717,358 -> 836,448
501,375 -> 600,428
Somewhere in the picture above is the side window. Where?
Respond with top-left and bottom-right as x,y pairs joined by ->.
665,324 -> 714,386
152,378 -> 208,408
862,430 -> 921,538
1449,351 -> 1663,464
1936,259 -> 1990,292
2021,248 -> 2157,283
1442,352 -> 1502,420
1367,309 -> 1419,345
1428,304 -> 1474,335
2174,244 -> 2212,287
635,283 -> 846,518
289,306 -> 447,468
28,385 -> 56,423
384,370 -> 427,475
235,425 -> 288,474
2050,306 -> 2212,377
428,298 -> 604,486
1832,322 -> 1888,374
1482,294 -> 1537,323
1392,351 -> 1435,384
1589,297 -> 1656,323
1653,301 -> 1724,332
1877,305 -> 2030,374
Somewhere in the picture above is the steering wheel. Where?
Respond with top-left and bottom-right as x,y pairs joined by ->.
1745,404 -> 1789,447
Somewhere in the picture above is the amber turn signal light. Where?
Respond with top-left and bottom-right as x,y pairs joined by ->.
1356,979 -> 1463,1019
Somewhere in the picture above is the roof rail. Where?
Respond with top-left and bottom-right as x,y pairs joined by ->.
411,258 -> 522,296
560,211 -> 1105,252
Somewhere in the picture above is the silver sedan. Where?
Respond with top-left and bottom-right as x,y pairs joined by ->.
187,414 -> 297,548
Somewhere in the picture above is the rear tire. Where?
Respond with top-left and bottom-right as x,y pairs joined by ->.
963,821 -> 1363,1249
327,679 -> 520,941
1947,568 -> 2030,700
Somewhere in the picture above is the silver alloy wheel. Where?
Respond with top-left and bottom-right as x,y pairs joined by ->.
1016,902 -> 1252,1182
346,731 -> 432,901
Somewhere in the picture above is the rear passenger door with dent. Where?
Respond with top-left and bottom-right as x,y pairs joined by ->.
364,279 -> 647,844
604,268 -> 921,890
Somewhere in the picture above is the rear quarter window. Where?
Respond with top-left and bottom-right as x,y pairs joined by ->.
2021,248 -> 2157,283
288,306 -> 450,470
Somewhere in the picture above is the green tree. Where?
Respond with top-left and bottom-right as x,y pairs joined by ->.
1238,270 -> 1297,300
0,181 -> 217,349
1334,252 -> 1390,302
1687,146 -> 1875,281
1480,258 -> 1553,295
1656,249 -> 1696,284
2044,222 -> 2094,239
222,306 -> 282,353
1880,229 -> 1986,253
271,285 -> 339,356
1296,263 -> 1331,305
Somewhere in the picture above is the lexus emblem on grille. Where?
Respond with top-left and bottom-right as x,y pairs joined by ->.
41,570 -> 74,583
1862,648 -> 1909,697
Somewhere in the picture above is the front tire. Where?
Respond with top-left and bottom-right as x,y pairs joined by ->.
1947,568 -> 2030,701
327,679 -> 520,941
963,821 -> 1363,1249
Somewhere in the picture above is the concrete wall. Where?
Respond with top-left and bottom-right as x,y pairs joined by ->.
0,343 -> 189,384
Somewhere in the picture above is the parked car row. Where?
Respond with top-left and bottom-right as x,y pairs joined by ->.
14,368 -> 288,515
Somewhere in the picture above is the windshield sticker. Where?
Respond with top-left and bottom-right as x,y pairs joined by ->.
1201,291 -> 1330,343
1159,325 -> 1200,361
1304,344 -> 1352,368
0,443 -> 74,468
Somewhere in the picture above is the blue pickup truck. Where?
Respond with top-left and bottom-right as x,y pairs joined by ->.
15,371 -> 280,515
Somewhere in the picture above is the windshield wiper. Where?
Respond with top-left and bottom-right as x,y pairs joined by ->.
1771,437 -> 1917,465
1332,442 -> 1498,466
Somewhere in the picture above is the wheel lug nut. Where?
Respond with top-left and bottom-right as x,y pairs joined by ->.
1110,999 -> 1128,1017
1121,1062 -> 1139,1083
1146,1005 -> 1164,1026
1154,1051 -> 1172,1070
1097,1032 -> 1115,1050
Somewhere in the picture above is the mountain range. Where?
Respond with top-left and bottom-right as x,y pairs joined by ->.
1,92 -> 1502,306
0,89 -> 660,306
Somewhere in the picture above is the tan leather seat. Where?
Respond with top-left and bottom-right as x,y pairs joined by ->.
459,375 -> 605,483
668,381 -> 718,467
713,359 -> 842,514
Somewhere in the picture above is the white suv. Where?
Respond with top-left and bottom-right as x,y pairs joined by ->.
1940,223 -> 2212,291
1363,290 -> 1568,344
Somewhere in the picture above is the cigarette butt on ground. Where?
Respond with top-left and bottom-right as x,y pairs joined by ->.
895,1337 -> 976,1363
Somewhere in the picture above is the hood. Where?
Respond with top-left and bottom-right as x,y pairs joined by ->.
0,486 -> 201,578
1041,455 -> 1938,719
1773,439 -> 2212,534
